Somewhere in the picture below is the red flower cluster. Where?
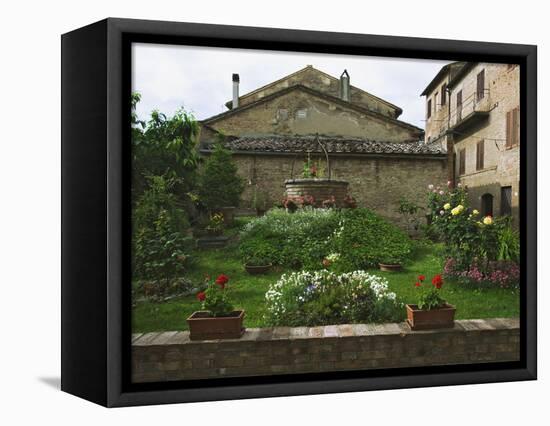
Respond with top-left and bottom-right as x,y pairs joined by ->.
432,274 -> 444,289
415,274 -> 425,287
196,291 -> 206,302
215,274 -> 229,288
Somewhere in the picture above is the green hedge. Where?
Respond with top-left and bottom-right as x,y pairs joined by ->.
239,208 -> 412,270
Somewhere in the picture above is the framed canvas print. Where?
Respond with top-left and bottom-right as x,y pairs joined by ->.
61,18 -> 537,407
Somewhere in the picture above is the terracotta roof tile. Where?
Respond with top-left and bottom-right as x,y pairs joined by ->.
201,135 -> 446,156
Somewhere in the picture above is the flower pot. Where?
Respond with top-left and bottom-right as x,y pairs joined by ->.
187,310 -> 245,340
379,263 -> 402,272
244,263 -> 272,275
406,303 -> 456,330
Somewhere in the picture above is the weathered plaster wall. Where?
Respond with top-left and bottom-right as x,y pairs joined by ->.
236,66 -> 400,118
232,153 -> 447,225
451,64 -> 520,222
207,89 -> 420,142
132,318 -> 520,383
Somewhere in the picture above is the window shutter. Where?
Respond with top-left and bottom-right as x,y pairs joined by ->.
459,149 -> 466,175
456,90 -> 462,121
506,110 -> 512,147
477,69 -> 485,100
441,83 -> 447,105
476,140 -> 484,170
513,107 -> 519,146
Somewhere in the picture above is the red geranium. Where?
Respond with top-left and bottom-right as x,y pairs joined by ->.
197,291 -> 206,302
418,274 -> 426,282
432,274 -> 443,289
215,274 -> 229,288
415,281 -> 421,287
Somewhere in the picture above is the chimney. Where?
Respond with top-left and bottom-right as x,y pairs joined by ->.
340,70 -> 350,102
232,73 -> 240,108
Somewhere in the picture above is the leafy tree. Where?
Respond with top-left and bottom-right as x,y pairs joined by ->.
131,93 -> 200,201
197,139 -> 244,211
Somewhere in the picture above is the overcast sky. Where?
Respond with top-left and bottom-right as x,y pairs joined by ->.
132,43 -> 451,129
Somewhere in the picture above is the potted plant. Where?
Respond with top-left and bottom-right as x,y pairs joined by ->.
406,274 -> 456,330
378,256 -> 403,272
187,274 -> 245,340
244,256 -> 272,275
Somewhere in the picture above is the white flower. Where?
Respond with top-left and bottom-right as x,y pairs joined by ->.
428,184 -> 434,190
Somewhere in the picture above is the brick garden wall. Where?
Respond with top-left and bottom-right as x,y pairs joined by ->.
132,318 -> 519,383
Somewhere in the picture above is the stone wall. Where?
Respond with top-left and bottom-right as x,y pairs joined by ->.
132,318 -> 520,383
204,88 -> 421,142
235,65 -> 400,118
233,153 -> 447,225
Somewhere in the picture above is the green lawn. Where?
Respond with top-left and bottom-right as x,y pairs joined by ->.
132,233 -> 519,333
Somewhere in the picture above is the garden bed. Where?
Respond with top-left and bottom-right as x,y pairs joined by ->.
132,243 -> 520,333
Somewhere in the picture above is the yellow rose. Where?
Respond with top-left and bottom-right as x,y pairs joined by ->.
483,216 -> 493,225
472,209 -> 479,215
443,203 -> 451,210
451,205 -> 464,216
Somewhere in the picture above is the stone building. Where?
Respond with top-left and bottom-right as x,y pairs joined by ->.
199,65 -> 447,224
421,62 -> 520,223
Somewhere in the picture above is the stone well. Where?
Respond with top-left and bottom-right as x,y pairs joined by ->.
285,178 -> 349,207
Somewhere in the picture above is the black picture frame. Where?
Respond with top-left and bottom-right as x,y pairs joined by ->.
61,17 -> 537,407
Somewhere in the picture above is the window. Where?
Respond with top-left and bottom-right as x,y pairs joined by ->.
434,92 -> 438,110
476,139 -> 485,171
427,99 -> 432,119
441,83 -> 447,105
501,186 -> 512,216
506,107 -> 520,147
277,108 -> 288,120
459,148 -> 466,175
481,193 -> 494,217
476,69 -> 485,100
296,109 -> 307,119
456,90 -> 463,121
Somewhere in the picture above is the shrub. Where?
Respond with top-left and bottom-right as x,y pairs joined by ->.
426,183 -> 519,274
239,208 -> 339,269
264,270 -> 403,326
444,258 -> 519,288
197,141 -> 244,211
332,208 -> 412,268
132,175 -> 191,288
239,207 -> 412,270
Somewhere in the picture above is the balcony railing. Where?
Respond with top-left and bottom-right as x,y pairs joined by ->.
449,88 -> 491,131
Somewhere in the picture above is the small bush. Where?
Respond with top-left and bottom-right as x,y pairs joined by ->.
197,141 -> 244,211
239,208 -> 339,269
332,208 -> 412,268
239,207 -> 412,270
264,270 -> 404,326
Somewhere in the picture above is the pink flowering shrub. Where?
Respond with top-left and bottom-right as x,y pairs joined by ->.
444,257 -> 519,288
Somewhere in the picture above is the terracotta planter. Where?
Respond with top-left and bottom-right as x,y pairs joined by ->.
244,263 -> 272,275
406,304 -> 456,330
379,263 -> 402,272
187,310 -> 245,340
